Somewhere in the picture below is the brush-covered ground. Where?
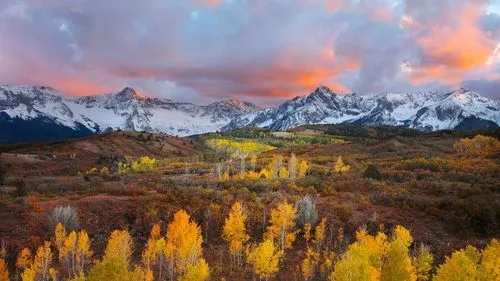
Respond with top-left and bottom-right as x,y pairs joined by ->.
0,126 -> 499,281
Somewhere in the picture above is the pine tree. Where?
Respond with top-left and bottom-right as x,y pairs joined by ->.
222,202 -> 249,268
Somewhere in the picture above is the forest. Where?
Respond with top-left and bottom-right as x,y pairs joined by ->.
0,125 -> 499,281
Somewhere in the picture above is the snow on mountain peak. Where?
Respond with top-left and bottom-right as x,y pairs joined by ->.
0,84 -> 499,143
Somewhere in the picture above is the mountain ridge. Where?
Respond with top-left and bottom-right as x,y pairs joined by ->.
1,84 -> 499,143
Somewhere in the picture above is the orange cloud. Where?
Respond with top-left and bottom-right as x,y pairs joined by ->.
408,2 -> 496,84
51,76 -> 114,96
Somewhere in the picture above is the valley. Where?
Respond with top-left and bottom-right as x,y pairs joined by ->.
0,126 -> 498,280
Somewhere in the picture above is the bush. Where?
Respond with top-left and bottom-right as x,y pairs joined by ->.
363,164 -> 382,180
295,194 -> 319,228
49,205 -> 80,231
14,180 -> 29,197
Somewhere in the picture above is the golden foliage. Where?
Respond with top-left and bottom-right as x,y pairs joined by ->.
413,244 -> 433,281
178,258 -> 210,281
166,209 -> 204,274
381,225 -> 417,281
0,258 -> 9,281
278,166 -> 289,179
131,156 -> 156,172
16,248 -> 32,270
222,202 -> 250,267
453,134 -> 500,156
298,160 -> 309,178
246,239 -> 281,280
266,201 -> 298,254
301,247 -> 320,281
334,156 -> 350,174
330,229 -> 388,281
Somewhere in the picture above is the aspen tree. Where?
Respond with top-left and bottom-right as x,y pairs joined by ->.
222,202 -> 249,268
265,201 -> 298,254
0,258 -> 8,281
246,239 -> 281,281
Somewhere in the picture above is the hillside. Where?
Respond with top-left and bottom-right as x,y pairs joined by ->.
0,126 -> 498,280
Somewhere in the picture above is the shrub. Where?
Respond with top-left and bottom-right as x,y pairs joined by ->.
49,205 -> 79,231
295,194 -> 319,228
14,180 -> 29,197
363,164 -> 382,180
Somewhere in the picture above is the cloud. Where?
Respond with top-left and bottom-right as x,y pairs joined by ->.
0,0 -> 499,105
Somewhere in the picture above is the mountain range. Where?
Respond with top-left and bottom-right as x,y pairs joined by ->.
1,84 -> 499,143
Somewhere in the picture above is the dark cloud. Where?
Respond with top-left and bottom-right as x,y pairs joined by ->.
0,0 -> 499,104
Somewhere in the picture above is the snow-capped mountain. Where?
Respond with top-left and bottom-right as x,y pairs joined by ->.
1,84 -> 499,143
223,86 -> 500,132
0,85 -> 260,143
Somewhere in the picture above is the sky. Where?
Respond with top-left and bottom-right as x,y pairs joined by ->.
0,0 -> 499,105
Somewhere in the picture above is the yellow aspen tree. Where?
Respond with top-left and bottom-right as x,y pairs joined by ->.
166,209 -> 203,276
433,246 -> 479,281
303,224 -> 312,245
259,168 -> 273,179
265,201 -> 298,254
76,230 -> 92,277
478,239 -> 500,281
0,258 -> 9,281
313,218 -> 327,252
413,244 -> 433,281
179,258 -> 210,281
154,238 -> 167,281
87,230 -> 134,281
20,268 -> 35,281
298,160 -> 309,178
320,251 -> 335,279
330,230 -> 388,281
246,239 -> 281,281
142,224 -> 161,271
222,202 -> 250,268
54,223 -> 67,256
32,241 -> 53,281
221,172 -> 230,182
381,225 -> 417,281
16,248 -> 32,270
60,231 -> 77,278
278,166 -> 289,179
301,247 -> 319,281
334,156 -> 350,174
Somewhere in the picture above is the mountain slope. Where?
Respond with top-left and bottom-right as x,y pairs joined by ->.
0,85 -> 261,142
223,86 -> 500,132
1,84 -> 499,143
